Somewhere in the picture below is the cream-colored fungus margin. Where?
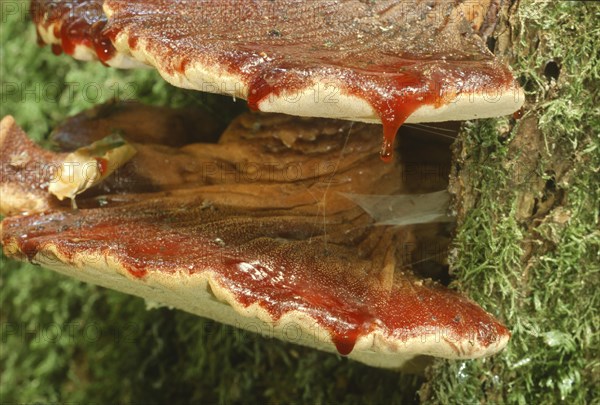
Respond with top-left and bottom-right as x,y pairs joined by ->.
36,3 -> 524,124
1,233 -> 509,369
35,20 -> 147,69
32,3 -> 520,126
106,22 -> 524,125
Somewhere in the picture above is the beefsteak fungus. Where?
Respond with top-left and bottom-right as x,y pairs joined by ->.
1,0 -> 524,369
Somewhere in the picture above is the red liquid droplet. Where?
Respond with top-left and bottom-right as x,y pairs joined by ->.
51,44 -> 63,55
60,20 -> 78,55
94,38 -> 114,64
32,0 -> 116,63
333,333 -> 358,356
90,21 -> 115,64
380,123 -> 401,163
247,77 -> 273,111
513,107 -> 523,119
95,157 -> 109,176
19,239 -> 40,262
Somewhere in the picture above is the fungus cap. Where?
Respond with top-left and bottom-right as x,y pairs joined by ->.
0,112 -> 510,369
32,0 -> 524,159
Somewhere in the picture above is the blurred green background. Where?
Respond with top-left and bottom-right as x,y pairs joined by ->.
1,1 -> 598,403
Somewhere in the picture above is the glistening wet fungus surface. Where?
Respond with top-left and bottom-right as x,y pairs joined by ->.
1,108 -> 509,356
22,1 -> 513,357
31,0 -> 115,63
2,199 -> 508,356
32,0 -> 517,161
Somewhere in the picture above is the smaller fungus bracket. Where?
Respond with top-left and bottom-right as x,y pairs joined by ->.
1,108 -> 511,368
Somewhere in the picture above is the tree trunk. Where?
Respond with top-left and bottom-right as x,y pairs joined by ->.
420,1 -> 599,402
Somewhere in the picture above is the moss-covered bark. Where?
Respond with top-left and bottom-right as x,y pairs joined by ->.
421,1 -> 599,403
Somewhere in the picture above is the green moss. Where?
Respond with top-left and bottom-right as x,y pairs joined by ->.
423,2 -> 600,404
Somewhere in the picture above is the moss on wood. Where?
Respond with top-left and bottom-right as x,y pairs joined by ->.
421,1 -> 599,403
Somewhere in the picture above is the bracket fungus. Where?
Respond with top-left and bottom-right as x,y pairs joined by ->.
1,108 -> 510,369
31,0 -> 523,161
1,0 -> 524,369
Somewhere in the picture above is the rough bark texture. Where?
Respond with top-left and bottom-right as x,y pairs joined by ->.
420,1 -> 599,403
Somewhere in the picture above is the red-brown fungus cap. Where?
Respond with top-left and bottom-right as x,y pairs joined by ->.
0,111 -> 510,369
32,0 -> 523,161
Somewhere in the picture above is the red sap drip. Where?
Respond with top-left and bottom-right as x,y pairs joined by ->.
380,122 -> 401,163
368,84 -> 437,162
61,21 -> 77,55
332,332 -> 359,356
18,238 -> 40,262
247,77 -> 273,111
513,107 -> 524,119
91,22 -> 115,64
95,157 -> 108,176
51,44 -> 63,55
374,107 -> 411,163
93,36 -> 115,65
33,0 -> 116,64
343,68 -> 433,163
175,59 -> 189,74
